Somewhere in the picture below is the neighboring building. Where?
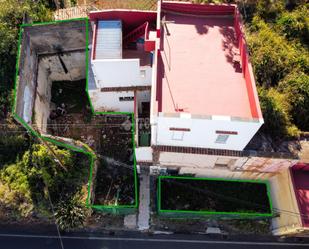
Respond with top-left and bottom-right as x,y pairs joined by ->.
271,164 -> 309,236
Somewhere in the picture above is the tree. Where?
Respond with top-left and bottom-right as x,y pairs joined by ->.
277,5 -> 309,44
247,17 -> 305,87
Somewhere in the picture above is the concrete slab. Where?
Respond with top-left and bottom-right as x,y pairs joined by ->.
137,167 -> 150,230
124,214 -> 137,230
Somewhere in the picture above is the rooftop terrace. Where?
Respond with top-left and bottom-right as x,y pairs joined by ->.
156,10 -> 260,119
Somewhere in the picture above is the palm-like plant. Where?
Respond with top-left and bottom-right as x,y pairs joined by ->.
55,196 -> 87,231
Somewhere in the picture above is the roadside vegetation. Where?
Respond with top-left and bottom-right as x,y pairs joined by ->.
0,0 -> 89,231
0,139 -> 90,230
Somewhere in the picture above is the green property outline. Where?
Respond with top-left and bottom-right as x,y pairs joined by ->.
12,17 -> 138,211
157,175 -> 273,217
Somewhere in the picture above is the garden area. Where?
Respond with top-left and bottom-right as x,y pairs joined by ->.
159,177 -> 272,215
93,158 -> 136,207
90,115 -> 137,208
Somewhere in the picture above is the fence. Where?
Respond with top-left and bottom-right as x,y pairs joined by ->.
54,6 -> 93,20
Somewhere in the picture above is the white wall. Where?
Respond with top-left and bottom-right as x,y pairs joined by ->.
140,66 -> 152,86
89,89 -> 134,113
154,114 -> 263,151
91,59 -> 152,88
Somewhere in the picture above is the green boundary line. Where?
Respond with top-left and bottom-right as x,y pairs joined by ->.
157,176 -> 273,218
12,18 -> 138,213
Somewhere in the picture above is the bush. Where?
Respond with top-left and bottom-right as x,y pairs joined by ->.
277,6 -> 309,44
55,195 -> 88,231
247,18 -> 304,87
255,0 -> 285,21
0,162 -> 34,217
279,72 -> 309,131
258,87 -> 299,138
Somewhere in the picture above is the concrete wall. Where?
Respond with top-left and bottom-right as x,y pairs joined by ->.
140,66 -> 152,86
24,20 -> 87,54
270,169 -> 304,236
32,51 -> 86,133
15,20 -> 87,128
157,152 -> 297,173
34,61 -> 52,132
91,59 -> 152,88
154,114 -> 263,151
89,90 -> 134,112
15,34 -> 38,124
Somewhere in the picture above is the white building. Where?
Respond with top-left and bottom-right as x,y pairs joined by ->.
87,3 -> 264,161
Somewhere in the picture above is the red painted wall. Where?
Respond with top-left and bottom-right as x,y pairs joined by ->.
145,40 -> 156,52
234,10 -> 261,119
89,10 -> 157,34
161,2 -> 236,15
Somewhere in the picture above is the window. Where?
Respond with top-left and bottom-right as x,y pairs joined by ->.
169,127 -> 190,141
215,157 -> 231,167
215,134 -> 229,144
119,96 -> 134,102
140,69 -> 146,78
172,130 -> 184,141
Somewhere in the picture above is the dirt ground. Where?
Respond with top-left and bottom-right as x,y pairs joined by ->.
150,215 -> 271,235
49,80 -> 136,208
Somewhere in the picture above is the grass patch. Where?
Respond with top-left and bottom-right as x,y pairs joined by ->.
159,176 -> 272,216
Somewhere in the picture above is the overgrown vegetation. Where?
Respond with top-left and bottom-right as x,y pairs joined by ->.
0,141 -> 90,227
243,1 -> 309,137
0,1 -> 93,229
160,178 -> 272,214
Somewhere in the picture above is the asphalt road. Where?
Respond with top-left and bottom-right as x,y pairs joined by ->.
0,234 -> 309,249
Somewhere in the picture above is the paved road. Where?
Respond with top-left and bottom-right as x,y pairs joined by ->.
0,233 -> 308,249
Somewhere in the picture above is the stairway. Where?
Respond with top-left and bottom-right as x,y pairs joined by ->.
123,22 -> 149,47
95,20 -> 122,59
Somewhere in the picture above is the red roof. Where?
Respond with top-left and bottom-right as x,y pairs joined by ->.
156,13 -> 259,118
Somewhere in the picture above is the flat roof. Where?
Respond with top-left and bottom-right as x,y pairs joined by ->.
157,13 -> 253,118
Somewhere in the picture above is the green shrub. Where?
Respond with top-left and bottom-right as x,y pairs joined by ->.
277,6 -> 309,43
247,17 -> 307,87
55,194 -> 88,231
279,72 -> 309,131
258,87 -> 299,138
255,0 -> 285,21
0,162 -> 34,217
